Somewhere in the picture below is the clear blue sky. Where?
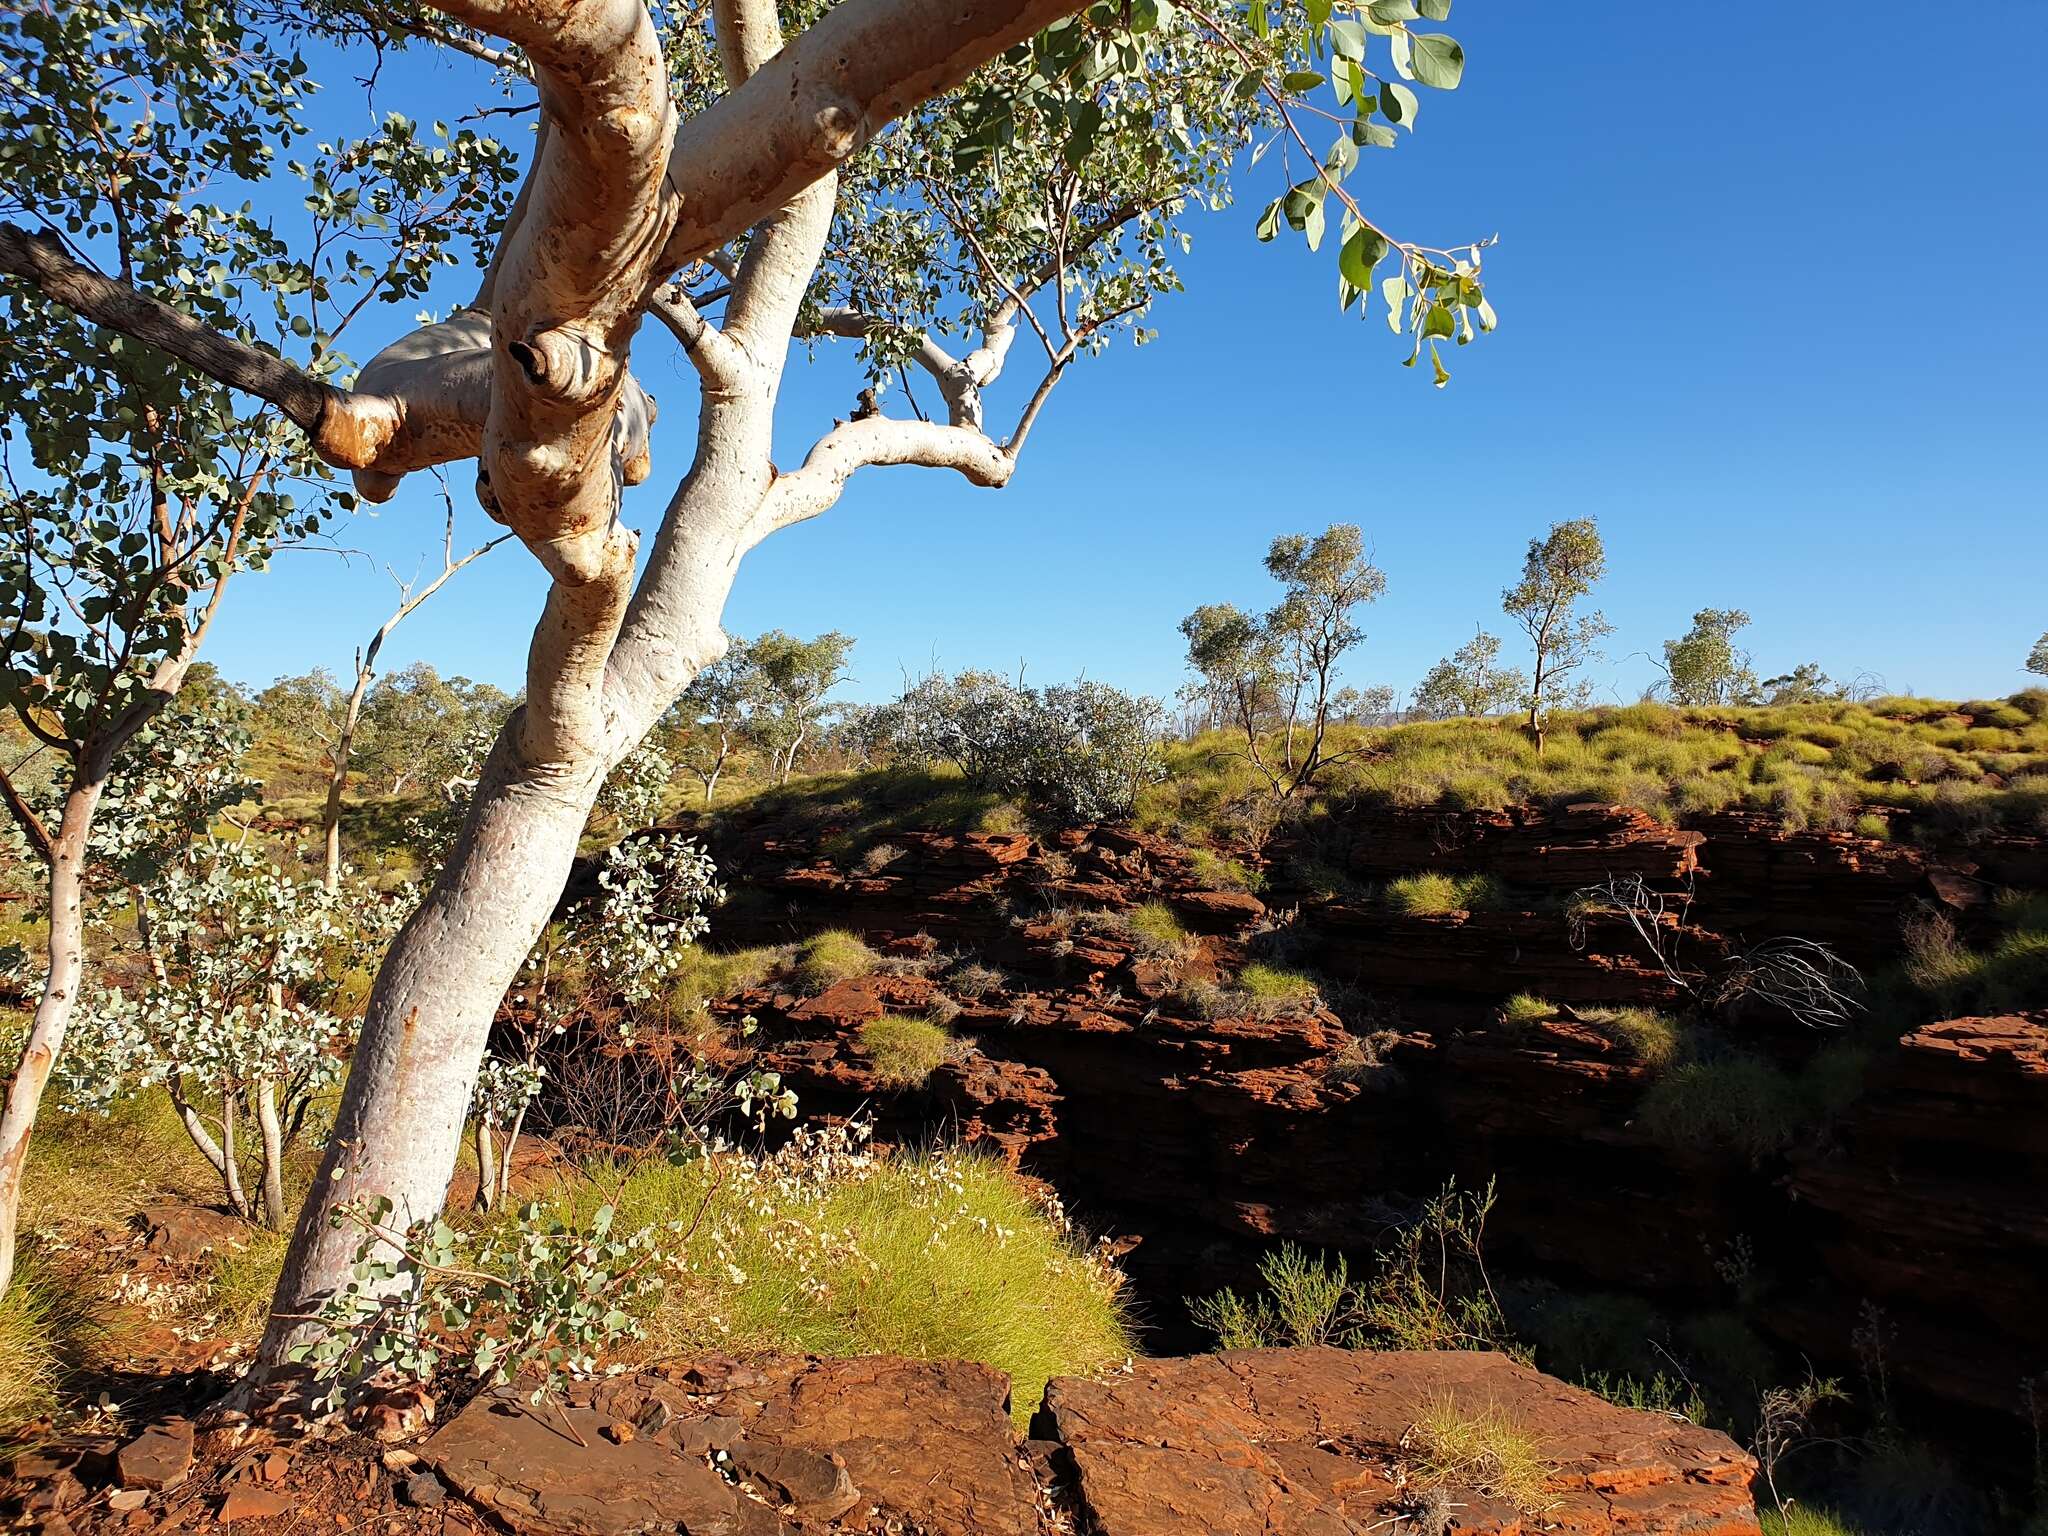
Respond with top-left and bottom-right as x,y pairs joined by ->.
205,5 -> 2048,706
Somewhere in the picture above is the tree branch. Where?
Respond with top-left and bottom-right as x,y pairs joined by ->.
756,416 -> 1014,536
0,766 -> 52,867
0,223 -> 401,471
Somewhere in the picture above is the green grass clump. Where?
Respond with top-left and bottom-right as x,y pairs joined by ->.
1384,871 -> 1505,916
792,929 -> 879,994
548,1141 -> 1132,1427
1759,1509 -> 1868,1536
1187,847 -> 1260,892
859,1014 -> 958,1088
0,1254 -> 107,1427
669,945 -> 782,1014
1236,964 -> 1320,1017
1121,900 -> 1190,956
1579,1006 -> 1685,1067
1501,993 -> 1557,1027
1638,1054 -> 1800,1160
1409,1394 -> 1553,1510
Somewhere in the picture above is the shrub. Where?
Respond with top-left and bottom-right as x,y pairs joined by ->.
1500,993 -> 1556,1027
1121,901 -> 1190,956
860,1015 -> 958,1088
668,945 -> 781,1015
1409,1395 -> 1553,1510
1639,1054 -> 1800,1160
1759,1509 -> 1866,1536
549,1131 -> 1131,1425
867,670 -> 1165,822
1384,871 -> 1505,916
1188,1243 -> 1360,1351
793,930 -> 879,994
945,959 -> 1007,1000
1851,812 -> 1889,841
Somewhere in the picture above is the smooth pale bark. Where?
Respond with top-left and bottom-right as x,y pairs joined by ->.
0,783 -> 101,1296
473,1120 -> 497,1213
255,1073 -> 287,1230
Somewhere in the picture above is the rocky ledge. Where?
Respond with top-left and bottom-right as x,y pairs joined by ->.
6,1350 -> 1758,1536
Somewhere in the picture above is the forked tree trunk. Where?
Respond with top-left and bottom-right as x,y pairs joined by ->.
0,782 -> 102,1297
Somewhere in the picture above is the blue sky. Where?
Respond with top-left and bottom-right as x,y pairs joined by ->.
205,5 -> 2048,706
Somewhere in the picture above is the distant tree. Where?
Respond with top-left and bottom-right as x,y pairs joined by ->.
2029,633 -> 2048,678
1759,663 -> 1842,706
1181,525 -> 1383,797
359,666 -> 516,797
1264,524 -> 1386,784
1502,518 -> 1613,752
1329,684 -> 1397,725
1412,630 -> 1528,719
747,632 -> 854,786
311,514 -> 504,889
669,649 -> 756,803
1661,609 -> 1759,707
1180,603 -> 1287,746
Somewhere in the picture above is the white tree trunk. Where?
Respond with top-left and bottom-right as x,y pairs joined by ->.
0,782 -> 102,1297
255,1070 -> 288,1230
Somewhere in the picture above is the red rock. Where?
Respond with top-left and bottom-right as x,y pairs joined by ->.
1169,889 -> 1267,930
117,1423 -> 194,1492
1040,1348 -> 1758,1536
216,1487 -> 291,1523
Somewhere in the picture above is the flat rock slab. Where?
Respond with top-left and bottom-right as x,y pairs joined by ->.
115,1421 -> 194,1492
425,1355 -> 1037,1536
1037,1348 -> 1759,1536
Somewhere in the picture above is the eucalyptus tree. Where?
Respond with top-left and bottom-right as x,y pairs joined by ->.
358,665 -> 516,795
2029,633 -> 2048,679
1412,628 -> 1524,718
746,629 -> 853,785
3,0 -> 1498,1364
669,646 -> 755,803
1660,607 -> 1757,707
1264,523 -> 1384,783
1181,523 -> 1382,796
0,0 -> 523,1293
1502,517 -> 1611,751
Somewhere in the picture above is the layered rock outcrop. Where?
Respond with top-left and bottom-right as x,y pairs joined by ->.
634,798 -> 2046,1447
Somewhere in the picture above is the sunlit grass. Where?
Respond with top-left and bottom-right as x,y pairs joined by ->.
792,929 -> 879,994
543,1137 -> 1133,1426
1409,1394 -> 1553,1510
860,1014 -> 958,1088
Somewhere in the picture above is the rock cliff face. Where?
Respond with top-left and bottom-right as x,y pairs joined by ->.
563,801 -> 2048,1464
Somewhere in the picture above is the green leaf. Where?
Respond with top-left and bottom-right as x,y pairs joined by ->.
1381,274 -> 1409,333
1381,80 -> 1419,128
1255,198 -> 1283,242
1282,70 -> 1328,93
1328,19 -> 1365,60
1339,225 -> 1388,288
1303,197 -> 1327,251
1366,0 -> 1419,20
1431,340 -> 1451,388
1410,32 -> 1465,88
1418,0 -> 1451,16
